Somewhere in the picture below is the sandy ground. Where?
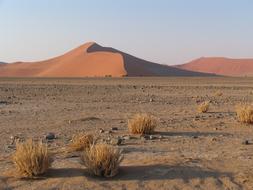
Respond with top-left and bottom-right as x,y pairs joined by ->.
0,77 -> 253,190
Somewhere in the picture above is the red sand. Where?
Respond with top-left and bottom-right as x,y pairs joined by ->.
177,57 -> 253,76
0,42 -> 210,77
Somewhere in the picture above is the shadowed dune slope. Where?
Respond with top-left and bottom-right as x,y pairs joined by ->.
177,57 -> 253,77
0,42 -> 213,77
87,43 -> 213,77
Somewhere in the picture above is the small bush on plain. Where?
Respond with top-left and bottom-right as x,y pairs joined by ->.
81,144 -> 123,177
128,114 -> 157,135
12,139 -> 52,178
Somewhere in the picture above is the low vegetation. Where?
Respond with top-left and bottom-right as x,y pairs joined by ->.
81,144 -> 123,177
68,133 -> 94,152
197,101 -> 210,113
128,114 -> 157,135
236,104 -> 253,124
215,91 -> 223,97
12,139 -> 51,178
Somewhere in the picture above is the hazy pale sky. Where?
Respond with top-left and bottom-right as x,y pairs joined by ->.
0,0 -> 253,65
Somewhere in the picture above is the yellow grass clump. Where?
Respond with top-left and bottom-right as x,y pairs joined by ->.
128,114 -> 157,135
197,101 -> 210,113
236,104 -> 253,124
215,91 -> 223,97
81,144 -> 123,177
69,133 -> 94,152
12,139 -> 51,178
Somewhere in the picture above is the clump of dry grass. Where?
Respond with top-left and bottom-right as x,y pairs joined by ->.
128,114 -> 157,135
12,139 -> 51,178
68,133 -> 94,152
215,91 -> 223,97
197,101 -> 210,113
236,104 -> 253,124
81,144 -> 123,177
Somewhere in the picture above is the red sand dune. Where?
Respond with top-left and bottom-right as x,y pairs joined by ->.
0,42 -> 211,77
177,57 -> 253,77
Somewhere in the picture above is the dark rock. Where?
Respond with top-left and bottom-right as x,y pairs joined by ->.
45,132 -> 56,140
111,127 -> 118,131
243,140 -> 250,145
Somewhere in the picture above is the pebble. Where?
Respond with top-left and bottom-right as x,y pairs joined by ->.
243,140 -> 250,145
211,137 -> 217,142
99,128 -> 105,133
110,138 -> 122,146
123,136 -> 131,140
111,127 -> 118,131
105,130 -> 112,134
45,132 -> 56,140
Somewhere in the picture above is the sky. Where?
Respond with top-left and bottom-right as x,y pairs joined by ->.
0,0 -> 253,65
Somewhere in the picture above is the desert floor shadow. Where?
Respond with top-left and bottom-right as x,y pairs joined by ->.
157,131 -> 231,138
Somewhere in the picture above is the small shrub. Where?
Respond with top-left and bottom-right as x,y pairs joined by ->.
128,114 -> 157,135
12,139 -> 51,178
198,101 -> 210,113
81,144 -> 123,177
236,104 -> 253,124
69,133 -> 94,152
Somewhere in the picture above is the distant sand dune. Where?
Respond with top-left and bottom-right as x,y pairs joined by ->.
177,57 -> 253,76
0,42 -> 212,77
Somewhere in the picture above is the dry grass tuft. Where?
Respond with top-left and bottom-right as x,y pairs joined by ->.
128,114 -> 157,135
81,144 -> 123,177
12,139 -> 51,178
69,133 -> 94,152
236,104 -> 253,124
197,101 -> 210,113
215,91 -> 223,97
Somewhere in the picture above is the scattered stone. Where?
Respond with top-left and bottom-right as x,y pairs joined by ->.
211,137 -> 217,142
123,136 -> 131,140
149,98 -> 154,102
81,117 -> 100,122
45,132 -> 56,140
10,135 -> 19,144
111,127 -> 118,131
158,135 -> 163,139
213,127 -> 218,131
99,128 -> 105,133
243,140 -> 250,145
194,116 -> 200,121
0,101 -> 8,105
141,136 -> 148,141
141,135 -> 157,140
105,130 -> 112,134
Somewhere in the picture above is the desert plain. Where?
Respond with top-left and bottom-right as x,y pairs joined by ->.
0,77 -> 253,190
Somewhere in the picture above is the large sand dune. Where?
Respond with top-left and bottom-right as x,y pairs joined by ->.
177,57 -> 253,76
0,42 -> 211,77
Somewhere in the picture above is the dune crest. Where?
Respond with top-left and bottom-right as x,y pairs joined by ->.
0,42 -> 211,77
177,57 -> 253,76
